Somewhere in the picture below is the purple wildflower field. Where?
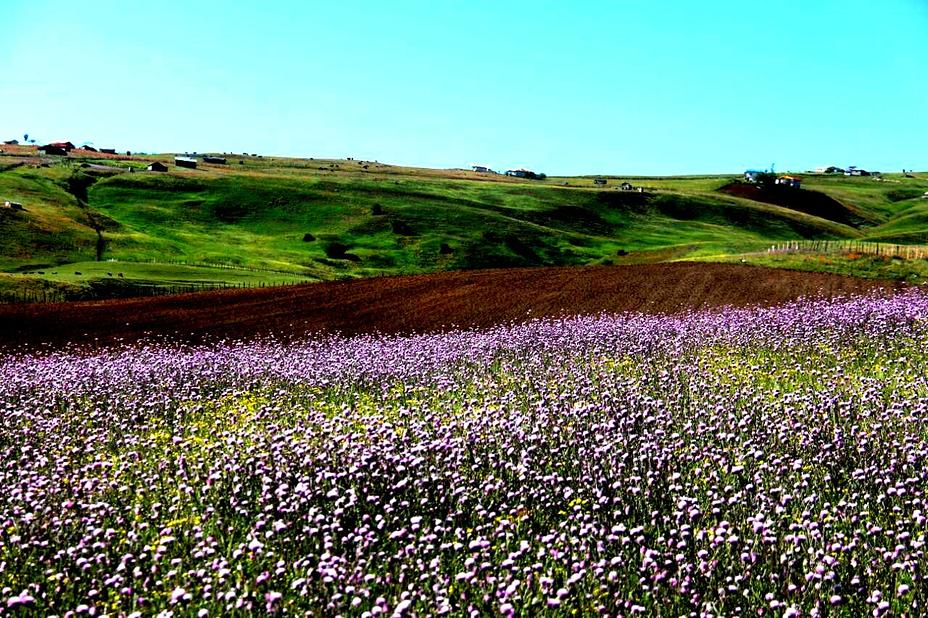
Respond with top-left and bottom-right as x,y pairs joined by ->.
2,291 -> 928,616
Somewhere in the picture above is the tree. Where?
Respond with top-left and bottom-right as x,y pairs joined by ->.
755,172 -> 777,188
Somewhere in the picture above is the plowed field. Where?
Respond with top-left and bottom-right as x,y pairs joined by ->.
0,263 -> 905,350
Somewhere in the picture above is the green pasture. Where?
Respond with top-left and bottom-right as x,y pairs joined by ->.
19,260 -> 311,284
720,252 -> 928,283
0,260 -> 312,302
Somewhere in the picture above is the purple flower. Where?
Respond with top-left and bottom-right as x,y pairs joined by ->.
6,592 -> 35,608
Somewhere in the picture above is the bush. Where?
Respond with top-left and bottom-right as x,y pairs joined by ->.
390,219 -> 416,236
324,242 -> 361,262
325,242 -> 351,258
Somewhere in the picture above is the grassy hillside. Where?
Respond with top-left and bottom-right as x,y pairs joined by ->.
0,165 -> 99,270
85,172 -> 850,270
1,150 -> 927,300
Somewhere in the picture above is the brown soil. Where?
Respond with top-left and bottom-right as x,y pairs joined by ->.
0,263 -> 905,350
719,182 -> 870,227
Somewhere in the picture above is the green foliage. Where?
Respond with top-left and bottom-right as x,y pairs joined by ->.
754,172 -> 777,187
730,252 -> 928,283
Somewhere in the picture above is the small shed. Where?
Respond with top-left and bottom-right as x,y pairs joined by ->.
174,156 -> 197,169
147,161 -> 169,172
40,141 -> 76,154
100,148 -> 117,155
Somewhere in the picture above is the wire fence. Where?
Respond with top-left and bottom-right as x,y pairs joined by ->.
766,240 -> 928,260
0,279 -> 309,305
105,258 -> 311,277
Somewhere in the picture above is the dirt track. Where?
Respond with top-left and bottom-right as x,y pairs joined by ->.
0,263 -> 905,350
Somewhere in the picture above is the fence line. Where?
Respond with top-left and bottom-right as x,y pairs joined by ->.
766,240 -> 928,260
0,278 -> 308,305
104,258 -> 311,277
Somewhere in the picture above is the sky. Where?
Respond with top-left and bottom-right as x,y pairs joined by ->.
1,1 -> 926,175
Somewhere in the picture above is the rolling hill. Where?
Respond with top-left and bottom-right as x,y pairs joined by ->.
1,147 -> 927,301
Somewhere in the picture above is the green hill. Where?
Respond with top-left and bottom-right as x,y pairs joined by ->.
1,152 -> 927,300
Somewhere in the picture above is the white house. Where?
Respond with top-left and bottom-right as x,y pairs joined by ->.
775,175 -> 801,188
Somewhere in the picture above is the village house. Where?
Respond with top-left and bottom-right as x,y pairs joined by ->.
147,161 -> 169,172
744,169 -> 766,183
174,156 -> 197,169
40,141 -> 75,156
471,164 -> 495,173
203,156 -> 227,164
3,139 -> 19,145
99,148 -> 117,155
815,165 -> 844,174
505,168 -> 544,179
775,175 -> 801,188
845,166 -> 871,176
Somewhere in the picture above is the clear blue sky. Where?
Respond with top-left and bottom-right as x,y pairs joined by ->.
1,1 -> 925,175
